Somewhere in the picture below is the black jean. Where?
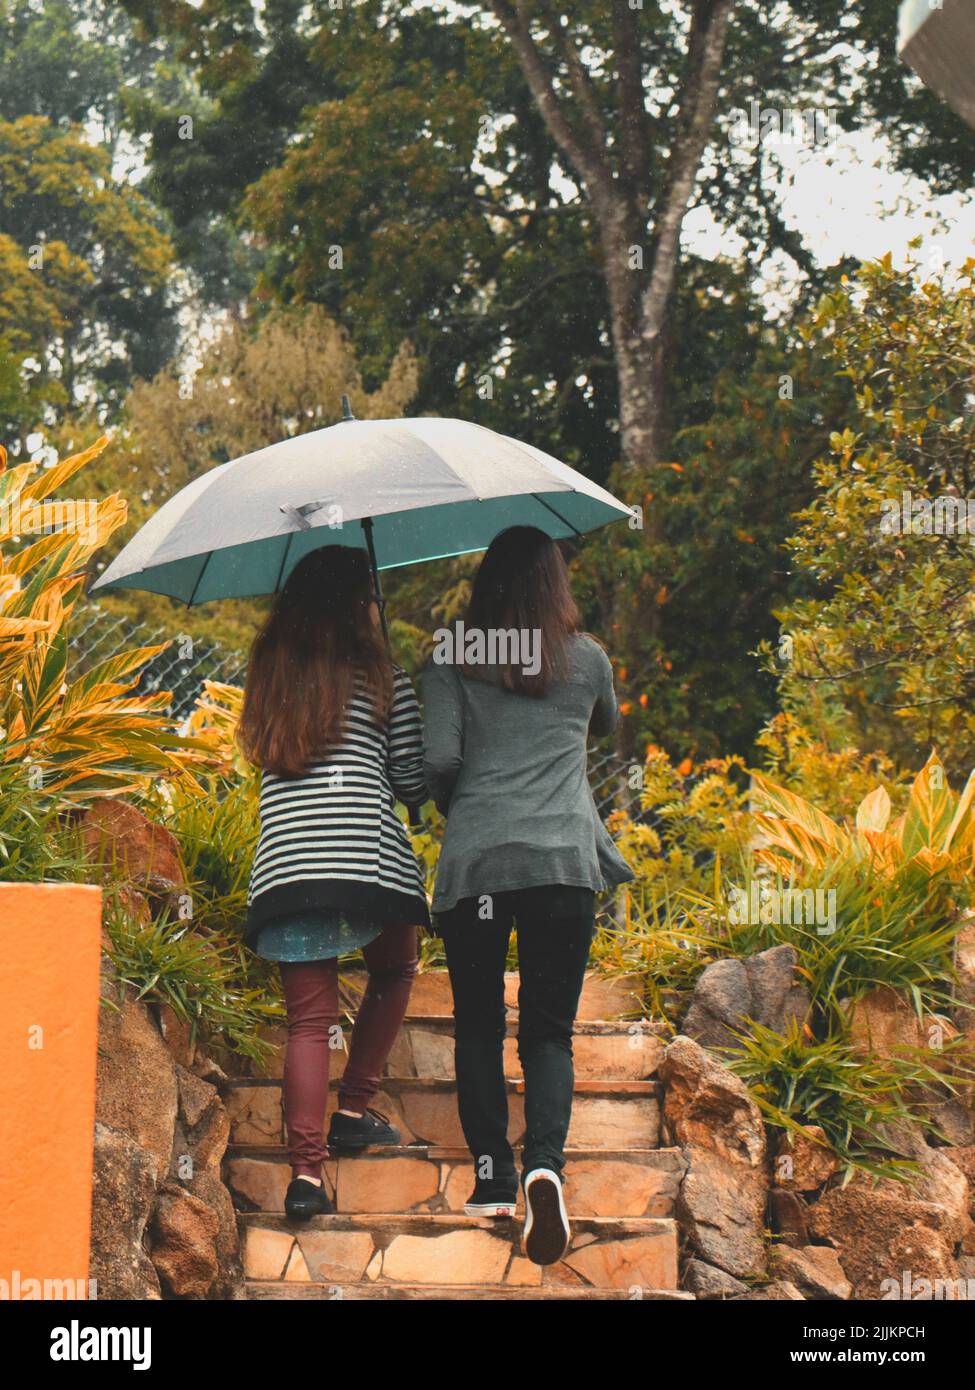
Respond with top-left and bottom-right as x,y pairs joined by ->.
437,885 -> 596,1185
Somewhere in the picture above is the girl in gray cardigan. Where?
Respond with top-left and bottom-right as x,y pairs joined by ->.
422,526 -> 632,1266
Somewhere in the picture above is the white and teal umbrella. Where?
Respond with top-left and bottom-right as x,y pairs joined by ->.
91,402 -> 631,630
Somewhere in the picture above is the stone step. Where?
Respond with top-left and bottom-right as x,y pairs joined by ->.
225,1077 -> 661,1151
402,969 -> 646,1021
247,1281 -> 693,1301
240,1212 -> 679,1292
227,1145 -> 685,1219
248,1016 -> 666,1082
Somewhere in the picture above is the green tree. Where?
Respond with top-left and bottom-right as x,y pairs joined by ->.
0,115 -> 175,442
767,251 -> 975,776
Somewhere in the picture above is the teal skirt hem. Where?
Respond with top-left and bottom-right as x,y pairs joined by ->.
254,910 -> 383,963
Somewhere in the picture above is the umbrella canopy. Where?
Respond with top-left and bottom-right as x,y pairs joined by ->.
90,415 -> 631,607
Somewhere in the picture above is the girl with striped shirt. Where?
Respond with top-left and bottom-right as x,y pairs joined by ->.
241,546 -> 429,1222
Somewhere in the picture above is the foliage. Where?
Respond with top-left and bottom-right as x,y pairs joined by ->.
609,746 -> 752,911
156,774 -> 258,937
0,436 -> 212,797
104,890 -> 281,1064
0,761 -> 86,881
81,304 -> 419,652
713,859 -> 962,1026
755,712 -> 908,825
765,253 -> 975,776
0,116 -> 175,440
751,750 -> 975,903
726,1020 -> 958,1184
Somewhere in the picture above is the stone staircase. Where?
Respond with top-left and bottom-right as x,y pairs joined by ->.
224,969 -> 692,1300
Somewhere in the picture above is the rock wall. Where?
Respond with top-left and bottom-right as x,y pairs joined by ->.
662,941 -> 975,1301
91,940 -> 244,1299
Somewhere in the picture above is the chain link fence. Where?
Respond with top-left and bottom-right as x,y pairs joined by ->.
73,603 -> 248,723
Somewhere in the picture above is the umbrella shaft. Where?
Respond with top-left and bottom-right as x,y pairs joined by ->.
361,515 -> 389,646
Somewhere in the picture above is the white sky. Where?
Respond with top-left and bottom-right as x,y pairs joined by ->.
686,122 -> 975,310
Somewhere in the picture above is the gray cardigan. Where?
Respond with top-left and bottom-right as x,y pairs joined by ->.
421,633 -> 634,914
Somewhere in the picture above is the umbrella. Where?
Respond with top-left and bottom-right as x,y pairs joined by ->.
90,399 -> 631,637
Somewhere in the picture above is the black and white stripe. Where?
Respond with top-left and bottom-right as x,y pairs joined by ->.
248,666 -> 428,911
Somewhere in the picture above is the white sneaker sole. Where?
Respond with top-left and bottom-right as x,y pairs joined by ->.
522,1168 -> 570,1265
464,1200 -> 517,1219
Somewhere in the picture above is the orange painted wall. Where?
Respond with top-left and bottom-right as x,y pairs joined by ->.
0,883 -> 102,1295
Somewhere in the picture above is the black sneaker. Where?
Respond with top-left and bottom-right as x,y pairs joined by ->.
523,1167 -> 570,1265
464,1177 -> 518,1219
284,1177 -> 333,1222
327,1107 -> 401,1154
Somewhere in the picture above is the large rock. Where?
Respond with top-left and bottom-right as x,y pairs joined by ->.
96,982 -> 179,1181
806,1147 -> 972,1301
732,1280 -> 805,1301
186,1171 -> 246,1300
682,944 -> 809,1051
149,1184 -> 220,1299
771,1244 -> 851,1299
89,1123 -> 161,1299
769,1186 -> 811,1247
954,912 -> 975,1013
81,797 -> 185,900
685,1258 -> 749,1299
843,986 -> 953,1060
660,1035 -> 767,1278
941,1144 -> 975,1191
775,1125 -> 838,1192
870,1125 -> 972,1242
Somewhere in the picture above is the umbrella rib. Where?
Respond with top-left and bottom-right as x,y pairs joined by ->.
532,493 -> 583,538
274,531 -> 294,594
185,550 -> 214,609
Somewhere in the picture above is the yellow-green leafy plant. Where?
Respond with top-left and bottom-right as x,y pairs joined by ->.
0,437 -> 210,798
751,750 -> 975,897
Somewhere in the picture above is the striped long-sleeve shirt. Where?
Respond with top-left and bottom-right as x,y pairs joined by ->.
245,665 -> 430,938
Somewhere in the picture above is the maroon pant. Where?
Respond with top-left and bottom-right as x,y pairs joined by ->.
279,923 -> 418,1179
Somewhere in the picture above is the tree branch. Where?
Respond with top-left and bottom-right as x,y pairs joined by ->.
640,0 -> 734,340
612,1 -> 652,196
487,0 -> 616,211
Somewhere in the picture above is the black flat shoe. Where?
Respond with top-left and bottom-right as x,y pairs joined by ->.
327,1107 -> 401,1154
464,1177 -> 518,1219
285,1178 -> 334,1222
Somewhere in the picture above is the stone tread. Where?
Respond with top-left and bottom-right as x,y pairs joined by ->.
226,1076 -> 659,1095
229,1142 -> 683,1162
247,1281 -> 695,1301
402,1015 -> 669,1034
239,1212 -> 676,1233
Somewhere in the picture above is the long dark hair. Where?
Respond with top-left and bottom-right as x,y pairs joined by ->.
240,546 -> 393,777
461,526 -> 581,697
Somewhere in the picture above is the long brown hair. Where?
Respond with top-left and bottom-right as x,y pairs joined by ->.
240,546 -> 393,777
461,525 -> 581,697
